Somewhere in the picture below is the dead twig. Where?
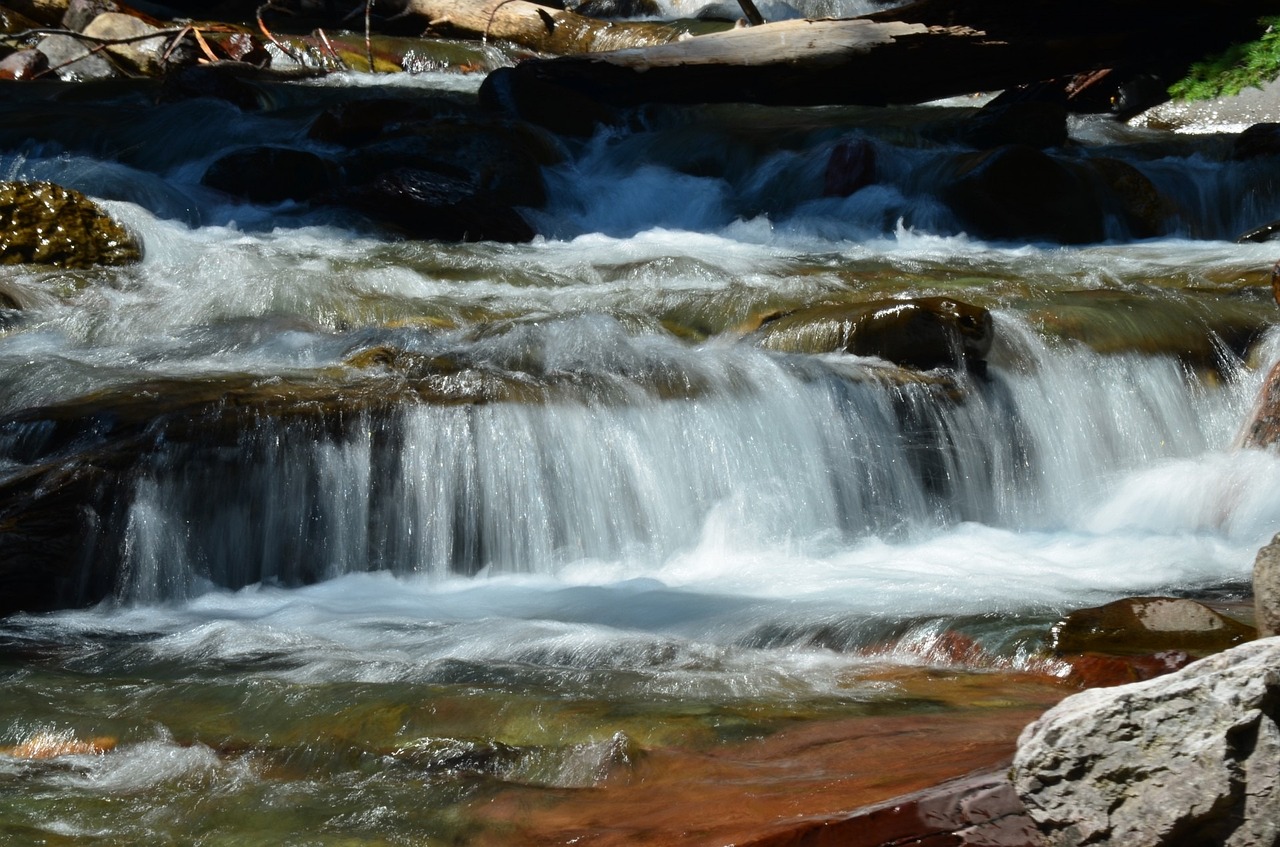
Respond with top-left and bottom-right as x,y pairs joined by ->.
365,0 -> 375,72
256,1 -> 308,64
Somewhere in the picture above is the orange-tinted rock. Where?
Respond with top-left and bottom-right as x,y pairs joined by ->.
1255,533 -> 1280,638
1241,359 -> 1280,449
0,49 -> 48,80
470,670 -> 1068,847
3,732 -> 117,759
1049,596 -> 1254,656
1062,650 -> 1194,689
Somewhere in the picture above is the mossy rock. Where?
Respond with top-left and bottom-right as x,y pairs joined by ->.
752,296 -> 993,371
0,181 -> 142,268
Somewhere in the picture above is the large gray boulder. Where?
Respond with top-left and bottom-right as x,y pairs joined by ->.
1012,638 -> 1280,847
1257,534 -> 1280,638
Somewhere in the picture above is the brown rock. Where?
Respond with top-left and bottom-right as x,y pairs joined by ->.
0,48 -> 48,80
1233,122 -> 1280,160
1241,360 -> 1280,449
0,181 -> 142,268
943,145 -> 1105,244
753,296 -> 993,371
1254,533 -> 1280,638
1049,596 -> 1255,657
1062,650 -> 1194,689
81,11 -> 176,75
1085,157 -> 1177,239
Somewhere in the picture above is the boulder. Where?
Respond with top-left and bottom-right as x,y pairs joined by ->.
1084,156 -> 1177,239
35,32 -> 121,81
1013,637 -> 1280,847
0,181 -> 142,268
81,11 -> 178,76
201,146 -> 338,204
1255,533 -> 1280,638
333,168 -> 536,243
1241,359 -> 1280,449
1048,596 -> 1255,656
752,296 -> 993,371
1233,122 -> 1280,160
942,145 -> 1106,244
822,138 -> 876,198
957,99 -> 1069,150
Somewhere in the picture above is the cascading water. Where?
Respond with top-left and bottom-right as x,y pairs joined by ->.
2,67 -> 1280,846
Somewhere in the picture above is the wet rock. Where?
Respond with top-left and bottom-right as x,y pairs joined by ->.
958,99 -> 1069,150
570,0 -> 660,17
1084,156 -> 1177,238
7,0 -> 67,25
342,120 -> 555,209
943,145 -> 1105,244
307,97 -> 471,147
753,296 -> 993,371
822,138 -> 876,197
35,32 -> 122,80
1233,122 -> 1280,160
0,181 -> 142,267
1241,359 -> 1280,449
334,168 -> 536,243
1061,650 -> 1194,689
1255,534 -> 1280,638
1049,596 -> 1255,657
1,5 -> 42,33
480,68 -> 620,137
0,48 -> 48,80
1013,637 -> 1280,847
61,0 -> 121,32
155,63 -> 280,110
742,770 -> 1043,847
81,11 -> 180,76
1237,219 -> 1280,243
201,146 -> 338,204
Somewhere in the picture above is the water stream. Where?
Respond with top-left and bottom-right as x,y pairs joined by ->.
1,68 -> 1279,844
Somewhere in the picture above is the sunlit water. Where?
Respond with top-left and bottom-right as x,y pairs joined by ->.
1,68 -> 1279,844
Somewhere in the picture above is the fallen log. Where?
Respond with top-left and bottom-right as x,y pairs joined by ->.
402,0 -> 686,54
479,0 -> 1275,128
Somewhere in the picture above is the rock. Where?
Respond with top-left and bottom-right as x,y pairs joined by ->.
6,0 -> 68,26
822,138 -> 876,197
0,181 -> 142,268
0,49 -> 48,80
1255,534 -> 1280,638
201,146 -> 338,204
1234,122 -> 1280,160
35,32 -> 121,81
1084,156 -> 1177,239
81,11 -> 177,76
307,97 -> 471,147
1237,219 -> 1280,243
61,0 -> 121,32
155,63 -> 274,110
1013,637 -> 1280,847
958,99 -> 1069,150
1061,650 -> 1194,689
1241,359 -> 1280,449
333,168 -> 536,243
752,296 -> 993,371
1,5 -> 42,33
479,69 -> 620,137
1049,596 -> 1255,656
943,145 -> 1105,244
570,0 -> 661,17
742,770 -> 1044,847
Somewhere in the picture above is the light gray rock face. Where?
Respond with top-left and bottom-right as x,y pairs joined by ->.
1257,534 -> 1280,638
1013,638 -> 1280,847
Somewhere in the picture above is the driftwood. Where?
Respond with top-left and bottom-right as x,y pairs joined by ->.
479,0 -> 1276,120
403,0 -> 684,54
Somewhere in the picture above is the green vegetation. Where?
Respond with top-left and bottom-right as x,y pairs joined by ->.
1170,17 -> 1280,101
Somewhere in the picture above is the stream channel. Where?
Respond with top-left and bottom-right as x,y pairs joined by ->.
1,51 -> 1280,845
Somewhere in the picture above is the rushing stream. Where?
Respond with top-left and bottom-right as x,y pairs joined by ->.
2,63 -> 1280,845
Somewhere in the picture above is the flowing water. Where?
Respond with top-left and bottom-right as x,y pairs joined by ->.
1,68 -> 1280,844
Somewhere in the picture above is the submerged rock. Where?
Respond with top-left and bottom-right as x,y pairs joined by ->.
1255,534 -> 1280,638
751,296 -> 993,371
0,181 -> 142,267
202,146 -> 338,204
0,49 -> 48,80
1013,637 -> 1280,847
1049,596 -> 1255,657
944,145 -> 1105,244
335,168 -> 536,243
